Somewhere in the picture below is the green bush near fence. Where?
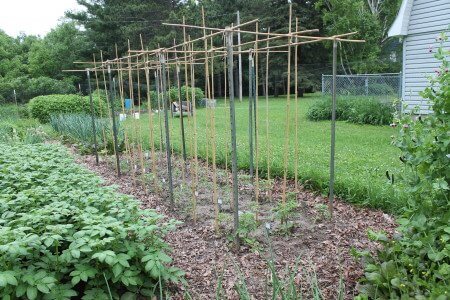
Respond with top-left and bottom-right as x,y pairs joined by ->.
307,96 -> 395,125
29,94 -> 108,123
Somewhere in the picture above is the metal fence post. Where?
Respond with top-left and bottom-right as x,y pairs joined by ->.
86,69 -> 99,165
160,53 -> 174,208
321,74 -> 324,94
107,63 -> 121,177
226,27 -> 240,249
365,76 -> 369,96
328,39 -> 337,217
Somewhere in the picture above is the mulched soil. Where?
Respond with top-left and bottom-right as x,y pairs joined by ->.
74,149 -> 397,299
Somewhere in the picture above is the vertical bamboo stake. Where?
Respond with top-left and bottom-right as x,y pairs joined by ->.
86,69 -> 99,165
329,39 -> 337,217
254,22 -> 260,208
155,70 -> 163,153
135,56 -> 146,185
202,7 -> 210,169
265,29 -> 272,201
237,10 -> 243,102
294,18 -> 299,193
248,51 -> 254,180
281,3 -> 293,203
182,17 -> 193,161
107,62 -> 121,177
92,55 -> 109,163
223,55 -> 229,174
127,41 -> 139,182
160,52 -> 174,208
101,52 -> 118,172
144,61 -> 158,190
174,40 -> 187,163
189,36 -> 199,222
181,17 -> 195,219
166,52 -> 175,157
226,27 -> 240,249
209,32 -> 219,232
115,46 -> 133,183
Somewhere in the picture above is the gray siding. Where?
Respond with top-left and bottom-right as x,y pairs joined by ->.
402,0 -> 450,113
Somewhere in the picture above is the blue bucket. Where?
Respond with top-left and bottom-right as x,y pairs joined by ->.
125,99 -> 132,109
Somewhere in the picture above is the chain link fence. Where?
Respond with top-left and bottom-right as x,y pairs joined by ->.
322,73 -> 402,103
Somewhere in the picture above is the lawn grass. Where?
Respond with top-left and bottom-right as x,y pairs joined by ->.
126,93 -> 404,212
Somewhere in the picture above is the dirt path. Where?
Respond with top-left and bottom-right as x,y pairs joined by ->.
75,153 -> 396,299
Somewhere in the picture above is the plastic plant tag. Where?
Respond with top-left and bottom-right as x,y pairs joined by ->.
265,222 -> 271,230
218,199 -> 223,205
119,113 -> 127,121
195,191 -> 199,197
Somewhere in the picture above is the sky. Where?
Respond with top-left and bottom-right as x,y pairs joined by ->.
0,0 -> 84,37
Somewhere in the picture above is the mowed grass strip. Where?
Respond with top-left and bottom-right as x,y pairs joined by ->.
125,93 -> 404,212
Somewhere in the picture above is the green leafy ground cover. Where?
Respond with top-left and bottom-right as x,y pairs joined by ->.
127,94 -> 404,212
0,143 -> 183,299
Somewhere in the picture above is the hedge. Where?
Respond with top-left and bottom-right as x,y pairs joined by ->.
307,96 -> 394,126
29,94 -> 108,123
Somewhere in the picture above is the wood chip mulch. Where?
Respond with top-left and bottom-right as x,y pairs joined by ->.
75,152 -> 397,300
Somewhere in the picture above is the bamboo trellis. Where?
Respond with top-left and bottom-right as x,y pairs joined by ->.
65,3 -> 364,248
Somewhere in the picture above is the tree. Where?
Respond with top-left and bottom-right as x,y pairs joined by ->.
316,0 -> 402,74
28,22 -> 93,82
67,0 -> 181,58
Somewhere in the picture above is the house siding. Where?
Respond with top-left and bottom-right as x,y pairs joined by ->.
402,0 -> 450,113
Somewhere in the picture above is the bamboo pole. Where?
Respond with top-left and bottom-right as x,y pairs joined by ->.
281,3 -> 293,203
115,46 -> 134,185
135,56 -> 146,186
86,69 -> 99,165
92,55 -> 109,165
294,18 -> 299,193
265,29 -> 272,201
248,51 -> 254,180
202,7 -> 210,169
100,52 -> 119,173
189,36 -> 199,222
106,62 -> 121,177
254,22 -> 260,209
204,28 -> 219,232
126,43 -> 138,183
144,62 -> 158,190
86,69 -> 99,166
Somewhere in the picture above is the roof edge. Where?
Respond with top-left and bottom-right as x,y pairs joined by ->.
388,0 -> 414,37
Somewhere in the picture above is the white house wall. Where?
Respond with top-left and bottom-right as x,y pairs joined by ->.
402,0 -> 450,113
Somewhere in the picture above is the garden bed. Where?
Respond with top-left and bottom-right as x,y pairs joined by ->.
77,150 -> 397,299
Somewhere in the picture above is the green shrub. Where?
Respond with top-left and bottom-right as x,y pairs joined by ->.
168,86 -> 205,108
357,33 -> 450,299
29,94 -> 108,123
0,143 -> 184,298
307,96 -> 394,125
50,114 -> 124,154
